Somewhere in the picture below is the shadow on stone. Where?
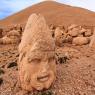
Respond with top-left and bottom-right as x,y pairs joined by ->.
0,78 -> 3,85
0,68 -> 4,75
7,62 -> 17,68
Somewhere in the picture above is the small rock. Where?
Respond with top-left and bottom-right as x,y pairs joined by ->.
72,37 -> 90,45
84,29 -> 92,37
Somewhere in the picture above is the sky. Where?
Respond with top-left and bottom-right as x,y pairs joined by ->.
0,0 -> 95,20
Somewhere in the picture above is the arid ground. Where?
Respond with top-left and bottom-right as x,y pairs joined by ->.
0,44 -> 95,95
0,1 -> 95,95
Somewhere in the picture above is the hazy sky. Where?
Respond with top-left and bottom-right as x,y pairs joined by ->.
0,0 -> 95,20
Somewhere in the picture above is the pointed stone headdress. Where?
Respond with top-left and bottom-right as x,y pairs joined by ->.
19,13 -> 55,53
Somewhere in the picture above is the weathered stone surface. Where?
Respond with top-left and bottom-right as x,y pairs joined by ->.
68,24 -> 82,37
55,26 -> 67,46
18,13 -> 56,91
79,28 -> 86,34
68,28 -> 79,37
0,30 -> 21,44
68,24 -> 79,30
49,24 -> 56,37
89,27 -> 95,48
7,30 -> 20,37
0,36 -> 12,44
84,29 -> 93,37
72,37 -> 90,45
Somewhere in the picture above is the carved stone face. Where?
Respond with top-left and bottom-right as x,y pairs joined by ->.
19,48 -> 56,91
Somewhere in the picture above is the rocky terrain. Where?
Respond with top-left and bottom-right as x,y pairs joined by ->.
0,1 -> 95,95
1,42 -> 95,95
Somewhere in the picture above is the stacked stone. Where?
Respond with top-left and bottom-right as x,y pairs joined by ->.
54,24 -> 94,46
0,29 -> 21,44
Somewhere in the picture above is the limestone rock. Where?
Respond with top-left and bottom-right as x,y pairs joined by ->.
55,26 -> 67,46
7,30 -> 21,37
84,29 -> 93,37
0,30 -> 21,44
68,24 -> 81,37
68,24 -> 79,30
18,13 -> 56,91
68,28 -> 79,37
79,28 -> 86,35
72,37 -> 90,45
0,36 -> 13,44
89,27 -> 95,48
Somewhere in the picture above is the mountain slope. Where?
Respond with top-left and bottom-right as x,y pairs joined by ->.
0,1 -> 95,27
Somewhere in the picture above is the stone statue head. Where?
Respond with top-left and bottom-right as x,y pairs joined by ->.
18,13 -> 56,91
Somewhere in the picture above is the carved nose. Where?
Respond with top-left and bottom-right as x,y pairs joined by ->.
41,61 -> 49,73
37,61 -> 50,82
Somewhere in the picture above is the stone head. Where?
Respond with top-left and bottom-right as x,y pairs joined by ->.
18,13 -> 56,91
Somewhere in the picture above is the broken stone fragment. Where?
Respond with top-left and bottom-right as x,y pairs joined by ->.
0,29 -> 21,44
89,27 -> 95,48
55,26 -> 68,46
84,29 -> 93,37
68,24 -> 79,30
68,28 -> 79,37
72,37 -> 90,45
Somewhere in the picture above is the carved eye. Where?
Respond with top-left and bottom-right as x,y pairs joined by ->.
28,58 -> 41,64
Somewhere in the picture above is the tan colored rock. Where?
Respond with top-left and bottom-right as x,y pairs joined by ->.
72,37 -> 90,45
14,24 -> 23,35
65,34 -> 73,43
68,25 -> 82,37
18,13 -> 56,91
89,27 -> 95,48
68,24 -> 79,30
84,29 -> 93,37
0,36 -> 13,44
55,27 -> 64,46
68,28 -> 79,37
0,30 -> 21,44
79,28 -> 86,34
55,26 -> 67,46
7,30 -> 21,38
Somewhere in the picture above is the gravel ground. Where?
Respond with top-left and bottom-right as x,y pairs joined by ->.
0,44 -> 95,95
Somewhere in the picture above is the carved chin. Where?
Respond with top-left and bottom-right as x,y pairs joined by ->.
19,67 -> 55,91
33,71 -> 55,90
20,75 -> 55,91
